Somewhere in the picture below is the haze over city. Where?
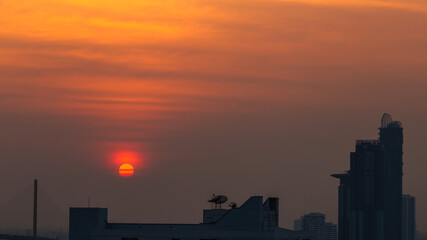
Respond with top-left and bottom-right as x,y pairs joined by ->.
0,0 -> 426,235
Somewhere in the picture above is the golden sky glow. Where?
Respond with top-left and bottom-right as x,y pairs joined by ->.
1,0 -> 426,146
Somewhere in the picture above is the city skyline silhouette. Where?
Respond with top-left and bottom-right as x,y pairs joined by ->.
0,112 -> 422,240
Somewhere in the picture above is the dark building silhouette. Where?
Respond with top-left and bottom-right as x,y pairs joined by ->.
69,196 -> 315,240
294,212 -> 337,240
332,113 -> 403,240
402,194 -> 416,240
330,173 -> 349,240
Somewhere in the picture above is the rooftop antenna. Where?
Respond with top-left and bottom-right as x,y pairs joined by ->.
33,179 -> 38,239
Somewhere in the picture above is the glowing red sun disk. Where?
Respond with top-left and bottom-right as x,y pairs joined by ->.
119,163 -> 134,177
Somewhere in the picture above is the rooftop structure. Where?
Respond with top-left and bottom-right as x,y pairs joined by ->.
69,196 -> 314,240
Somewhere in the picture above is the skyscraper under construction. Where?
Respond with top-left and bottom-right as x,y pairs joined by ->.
332,113 -> 403,240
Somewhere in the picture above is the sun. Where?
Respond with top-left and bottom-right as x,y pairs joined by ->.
119,163 -> 134,178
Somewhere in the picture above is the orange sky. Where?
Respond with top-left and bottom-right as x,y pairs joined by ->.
1,0 -> 426,121
1,0 -> 427,232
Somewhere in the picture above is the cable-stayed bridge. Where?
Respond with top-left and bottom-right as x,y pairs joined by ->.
0,180 -> 67,240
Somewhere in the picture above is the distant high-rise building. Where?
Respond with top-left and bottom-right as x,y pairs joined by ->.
294,212 -> 337,240
294,213 -> 324,240
402,194 -> 416,240
324,222 -> 338,240
416,232 -> 427,240
332,113 -> 403,240
294,219 -> 302,231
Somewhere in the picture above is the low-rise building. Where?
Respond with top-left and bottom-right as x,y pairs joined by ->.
69,196 -> 314,240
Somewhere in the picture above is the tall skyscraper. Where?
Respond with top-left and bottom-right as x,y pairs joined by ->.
380,113 -> 403,240
402,194 -> 416,240
294,212 -> 337,240
332,113 -> 403,240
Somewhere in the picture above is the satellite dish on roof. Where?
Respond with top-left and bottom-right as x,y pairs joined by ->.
208,195 -> 228,204
208,194 -> 228,209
